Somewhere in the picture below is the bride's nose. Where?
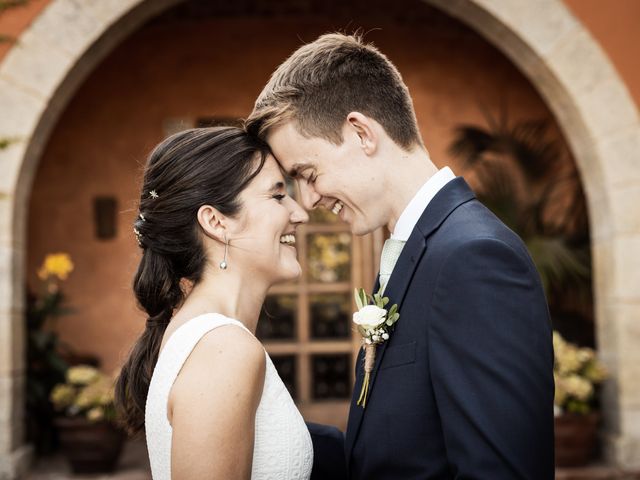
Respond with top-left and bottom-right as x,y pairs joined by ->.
289,198 -> 309,224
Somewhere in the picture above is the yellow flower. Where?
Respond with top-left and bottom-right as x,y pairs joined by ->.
563,374 -> 593,401
554,382 -> 568,407
50,384 -> 76,409
583,360 -> 608,383
67,365 -> 100,386
74,377 -> 115,410
86,407 -> 104,422
38,253 -> 74,281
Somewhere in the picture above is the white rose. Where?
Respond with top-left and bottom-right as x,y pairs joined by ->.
353,305 -> 387,328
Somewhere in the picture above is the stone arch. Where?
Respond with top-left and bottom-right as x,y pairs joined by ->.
0,0 -> 638,475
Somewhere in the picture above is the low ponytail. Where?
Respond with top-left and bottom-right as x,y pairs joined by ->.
115,249 -> 183,434
114,127 -> 270,435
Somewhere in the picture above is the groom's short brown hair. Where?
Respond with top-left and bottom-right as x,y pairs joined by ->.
246,33 -> 423,150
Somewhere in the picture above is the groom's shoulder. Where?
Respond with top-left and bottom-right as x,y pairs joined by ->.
430,198 -> 526,254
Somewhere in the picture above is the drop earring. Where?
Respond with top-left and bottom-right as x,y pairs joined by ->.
219,236 -> 228,270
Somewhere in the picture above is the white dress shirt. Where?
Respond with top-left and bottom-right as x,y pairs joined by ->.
391,167 -> 456,241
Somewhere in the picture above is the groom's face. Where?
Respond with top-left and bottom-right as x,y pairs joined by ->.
267,121 -> 390,235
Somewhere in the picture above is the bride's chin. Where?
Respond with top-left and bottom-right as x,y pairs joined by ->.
275,262 -> 301,283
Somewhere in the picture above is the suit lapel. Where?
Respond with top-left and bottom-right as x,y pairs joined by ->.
345,233 -> 426,461
345,177 -> 476,465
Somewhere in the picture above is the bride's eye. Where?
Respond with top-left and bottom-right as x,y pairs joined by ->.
273,194 -> 286,202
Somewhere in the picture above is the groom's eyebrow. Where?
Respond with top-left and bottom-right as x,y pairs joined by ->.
289,162 -> 313,178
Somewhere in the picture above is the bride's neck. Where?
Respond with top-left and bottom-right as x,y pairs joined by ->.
176,268 -> 269,334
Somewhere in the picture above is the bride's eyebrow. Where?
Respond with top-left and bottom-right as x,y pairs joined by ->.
268,182 -> 286,193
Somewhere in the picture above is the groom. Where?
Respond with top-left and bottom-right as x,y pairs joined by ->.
247,33 -> 554,479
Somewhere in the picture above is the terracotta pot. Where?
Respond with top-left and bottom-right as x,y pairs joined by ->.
55,417 -> 125,474
554,412 -> 599,467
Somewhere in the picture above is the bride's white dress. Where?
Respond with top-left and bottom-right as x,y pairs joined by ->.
145,313 -> 313,479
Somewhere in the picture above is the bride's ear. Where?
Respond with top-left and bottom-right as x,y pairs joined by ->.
346,111 -> 378,156
197,205 -> 227,243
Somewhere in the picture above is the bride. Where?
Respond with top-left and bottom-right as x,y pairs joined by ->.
115,126 -> 313,479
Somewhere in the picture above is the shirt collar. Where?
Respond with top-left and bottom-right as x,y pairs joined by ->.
391,166 -> 456,241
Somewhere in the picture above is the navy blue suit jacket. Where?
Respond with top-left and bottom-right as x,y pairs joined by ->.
345,178 -> 554,479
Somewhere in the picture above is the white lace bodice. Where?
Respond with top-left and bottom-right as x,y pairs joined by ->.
145,313 -> 313,479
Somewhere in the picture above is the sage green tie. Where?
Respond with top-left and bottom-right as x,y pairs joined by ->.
379,238 -> 406,293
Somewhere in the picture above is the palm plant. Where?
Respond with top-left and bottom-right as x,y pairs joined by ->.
449,112 -> 591,303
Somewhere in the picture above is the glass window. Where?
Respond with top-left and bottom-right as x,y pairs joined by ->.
309,293 -> 352,339
271,355 -> 297,400
257,295 -> 297,341
307,233 -> 352,283
311,354 -> 351,400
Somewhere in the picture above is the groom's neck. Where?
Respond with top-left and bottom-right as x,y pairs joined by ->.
384,147 -> 439,234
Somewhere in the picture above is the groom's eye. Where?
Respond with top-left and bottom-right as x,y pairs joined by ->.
273,194 -> 286,202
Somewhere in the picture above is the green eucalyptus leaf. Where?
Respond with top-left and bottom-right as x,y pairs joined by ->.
354,288 -> 364,311
360,290 -> 369,308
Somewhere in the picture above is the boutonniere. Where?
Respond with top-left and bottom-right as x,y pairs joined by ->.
352,287 -> 400,408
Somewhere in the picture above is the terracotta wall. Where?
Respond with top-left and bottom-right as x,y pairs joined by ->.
563,0 -> 640,107
2,0 -> 640,107
26,14 -> 565,372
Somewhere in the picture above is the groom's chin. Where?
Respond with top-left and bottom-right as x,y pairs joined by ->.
349,222 -> 375,237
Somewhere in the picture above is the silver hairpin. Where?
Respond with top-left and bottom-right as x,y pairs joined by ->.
133,227 -> 143,247
149,190 -> 158,199
139,213 -> 146,221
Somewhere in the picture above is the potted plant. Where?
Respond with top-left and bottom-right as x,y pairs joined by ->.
50,365 -> 125,473
26,253 -> 75,453
553,331 -> 607,467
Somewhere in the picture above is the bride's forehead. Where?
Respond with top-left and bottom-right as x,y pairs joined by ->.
247,159 -> 285,189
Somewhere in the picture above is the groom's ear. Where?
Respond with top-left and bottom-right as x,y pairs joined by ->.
346,112 -> 378,156
197,204 -> 227,243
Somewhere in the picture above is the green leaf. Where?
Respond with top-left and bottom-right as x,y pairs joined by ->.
354,288 -> 364,311
360,290 -> 369,307
382,297 -> 389,306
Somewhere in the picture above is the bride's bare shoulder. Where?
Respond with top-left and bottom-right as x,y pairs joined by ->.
169,323 -> 266,413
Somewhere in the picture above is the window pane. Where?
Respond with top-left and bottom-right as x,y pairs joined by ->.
309,208 -> 340,224
311,354 -> 351,400
257,295 -> 297,341
309,293 -> 352,339
271,355 -> 297,400
307,233 -> 352,283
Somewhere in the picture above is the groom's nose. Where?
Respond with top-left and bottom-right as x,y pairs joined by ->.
297,180 -> 321,210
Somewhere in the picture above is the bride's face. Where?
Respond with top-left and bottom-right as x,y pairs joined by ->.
228,155 -> 308,284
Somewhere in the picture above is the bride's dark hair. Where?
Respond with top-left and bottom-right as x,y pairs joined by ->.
115,126 -> 270,434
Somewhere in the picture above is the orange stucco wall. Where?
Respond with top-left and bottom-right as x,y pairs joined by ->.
0,0 -> 49,61
2,0 -> 639,107
26,15 -> 565,372
563,0 -> 640,108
